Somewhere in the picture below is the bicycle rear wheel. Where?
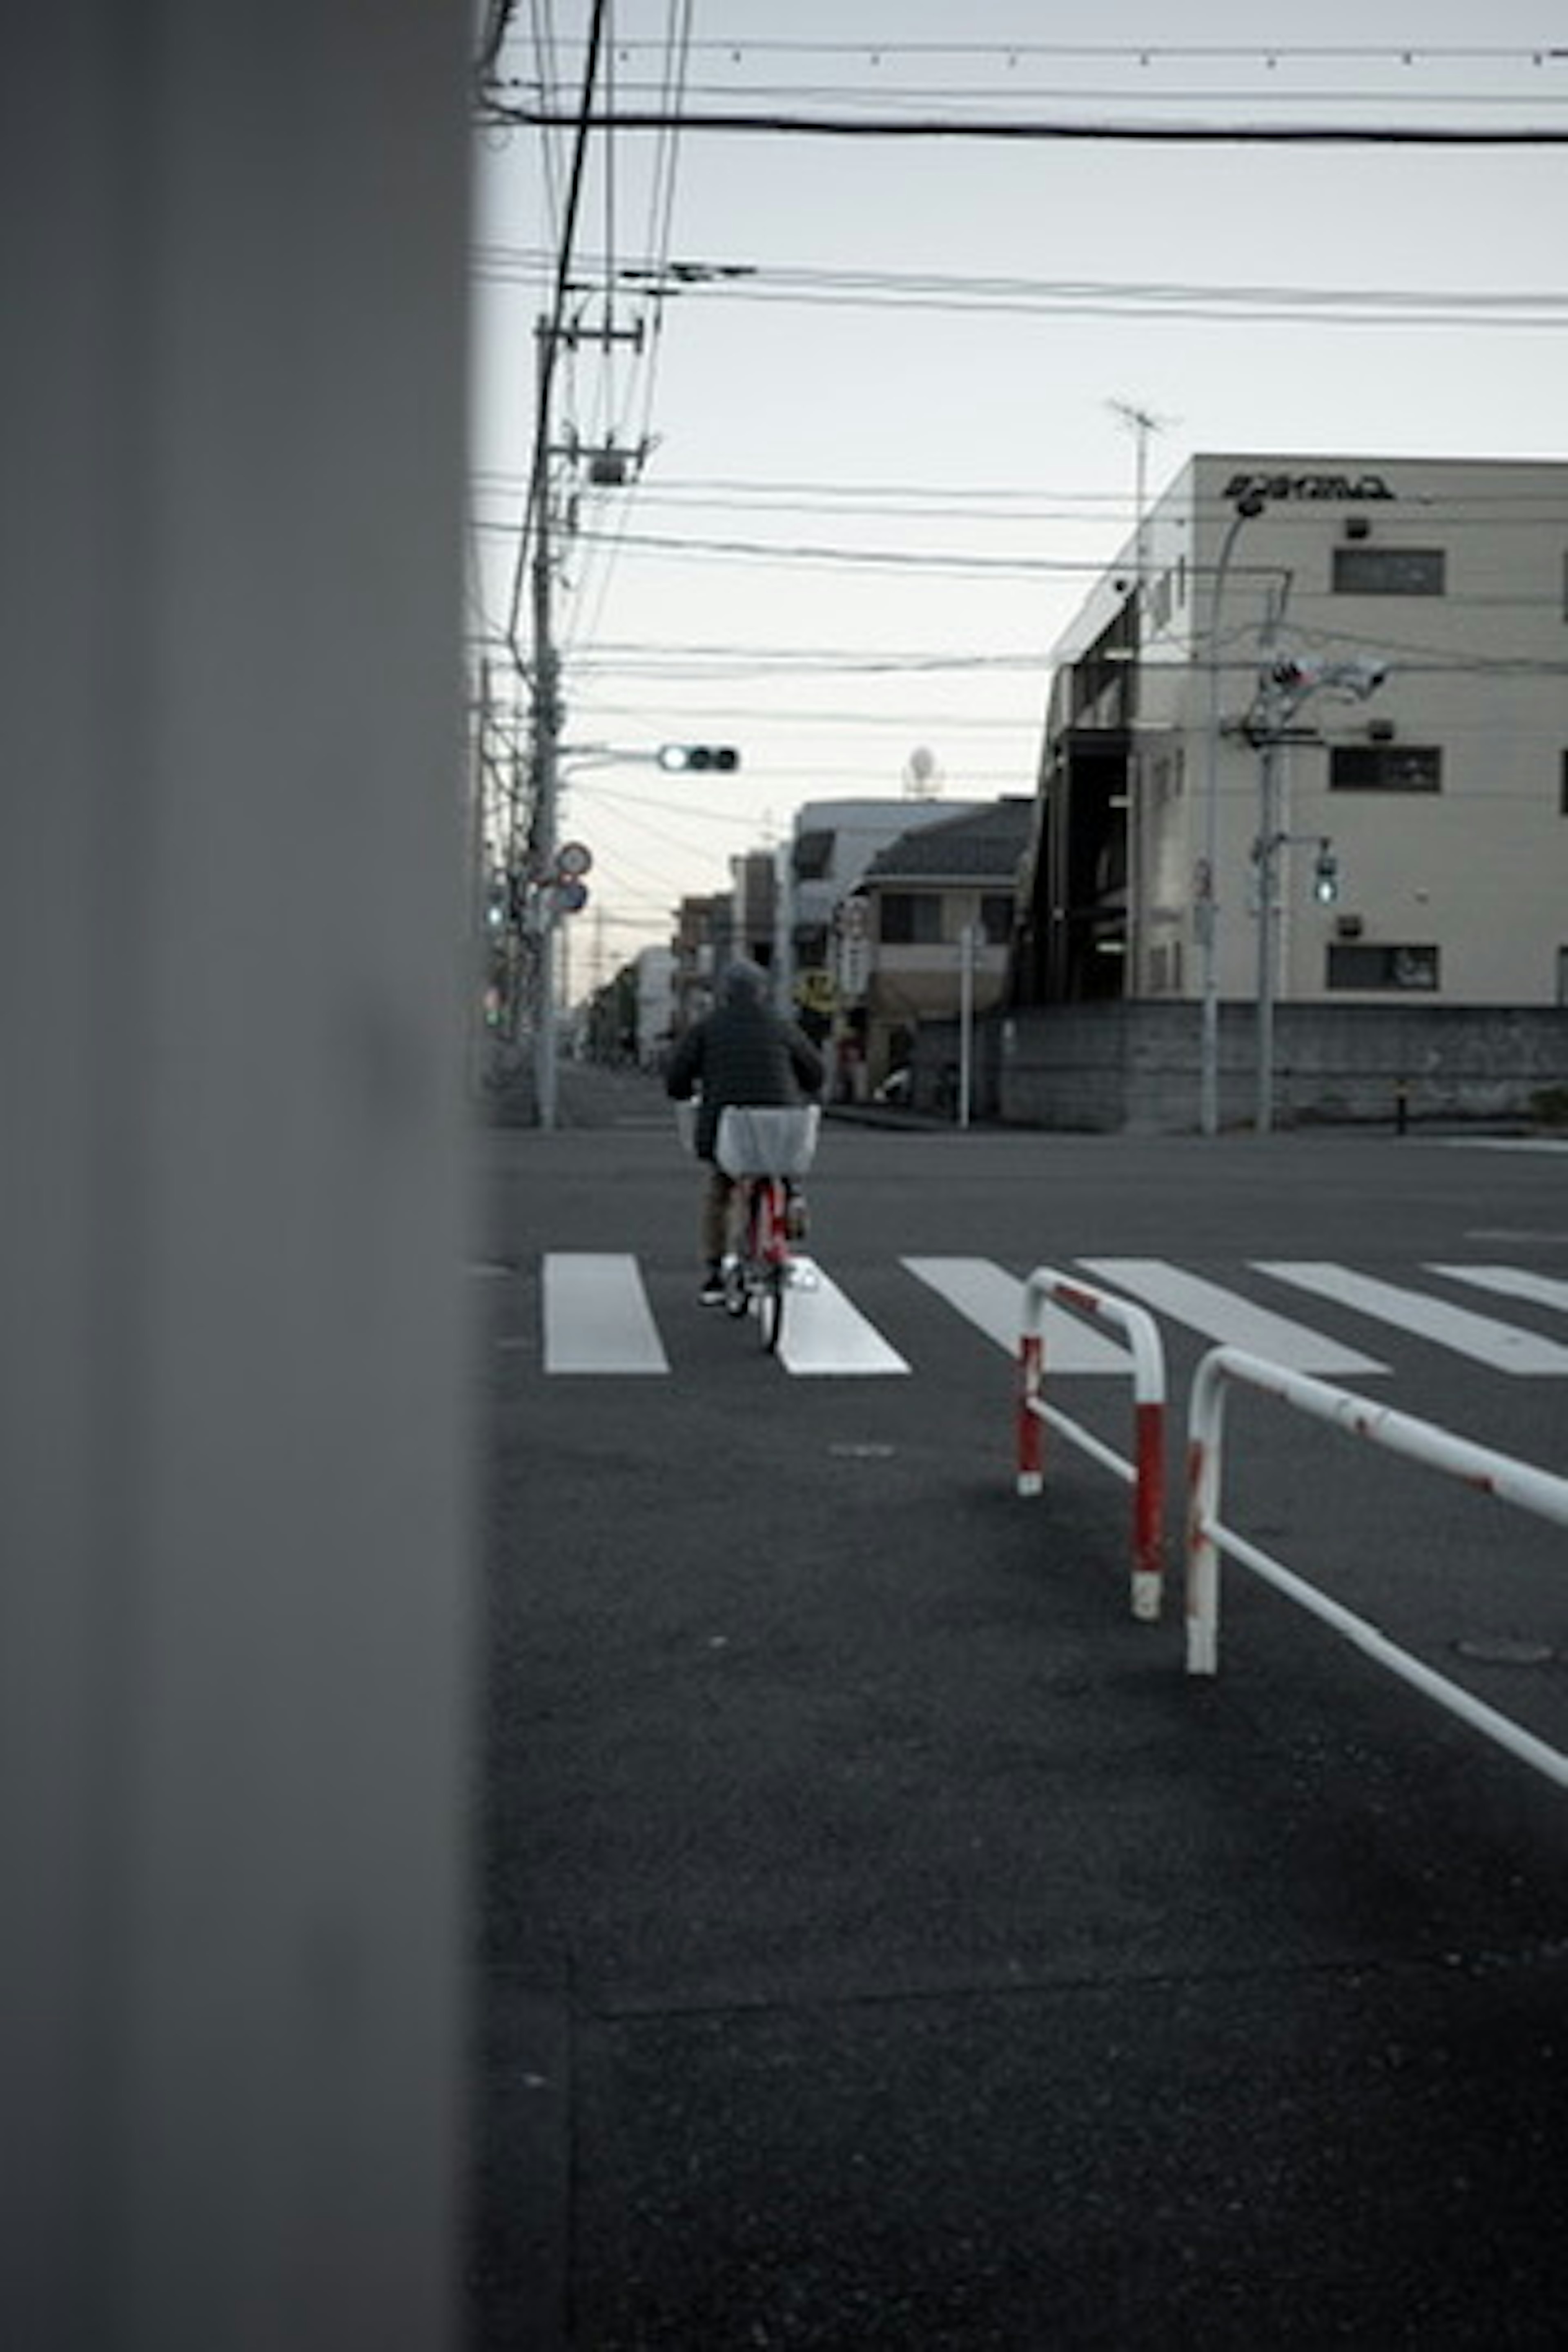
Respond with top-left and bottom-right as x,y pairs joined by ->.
758,1264 -> 785,1353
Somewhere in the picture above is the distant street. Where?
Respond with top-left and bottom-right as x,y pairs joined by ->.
473,1066 -> 1568,2348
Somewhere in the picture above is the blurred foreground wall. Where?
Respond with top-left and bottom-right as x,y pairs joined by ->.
1,8 -> 473,2347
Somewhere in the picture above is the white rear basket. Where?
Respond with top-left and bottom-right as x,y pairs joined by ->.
714,1104 -> 820,1178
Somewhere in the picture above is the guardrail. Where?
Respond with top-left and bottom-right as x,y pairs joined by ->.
1016,1267 -> 1167,1622
1186,1344 -> 1568,1792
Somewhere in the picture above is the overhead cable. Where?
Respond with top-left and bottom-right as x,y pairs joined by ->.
482,102 -> 1568,145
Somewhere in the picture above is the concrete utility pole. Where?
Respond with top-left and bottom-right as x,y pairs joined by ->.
957,920 -> 978,1129
1250,656 -> 1385,1133
1197,489 -> 1265,1137
1249,584 -> 1292,1136
530,316 -> 564,1131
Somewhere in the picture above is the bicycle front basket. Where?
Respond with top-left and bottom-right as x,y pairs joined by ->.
714,1104 -> 820,1178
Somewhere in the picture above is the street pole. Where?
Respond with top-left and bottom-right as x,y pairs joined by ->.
530,316 -> 562,1132
1254,757 -> 1282,1136
1197,493 -> 1264,1137
1251,580 -> 1291,1137
958,920 -> 976,1129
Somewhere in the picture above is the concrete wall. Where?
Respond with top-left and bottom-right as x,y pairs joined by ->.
985,1003 -> 1568,1133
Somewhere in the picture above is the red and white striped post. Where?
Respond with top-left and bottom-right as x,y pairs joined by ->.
1016,1269 -> 1168,1622
1016,1328 -> 1045,1497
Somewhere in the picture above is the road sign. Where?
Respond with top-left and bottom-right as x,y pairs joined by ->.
553,880 -> 590,915
557,841 -> 593,879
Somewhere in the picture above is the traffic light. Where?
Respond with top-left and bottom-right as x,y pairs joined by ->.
1313,845 -> 1340,904
657,744 -> 740,773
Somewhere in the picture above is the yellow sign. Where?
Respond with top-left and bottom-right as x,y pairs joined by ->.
796,969 -> 837,1013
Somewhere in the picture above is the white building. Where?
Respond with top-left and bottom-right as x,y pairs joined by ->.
633,944 -> 676,1067
1016,454 -> 1568,1016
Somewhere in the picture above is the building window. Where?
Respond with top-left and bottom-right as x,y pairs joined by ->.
979,893 -> 1013,945
1332,546 -> 1446,596
792,829 -> 834,881
878,891 -> 944,945
1326,942 -> 1440,991
1330,744 -> 1442,792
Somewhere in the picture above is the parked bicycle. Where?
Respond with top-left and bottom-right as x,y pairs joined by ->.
713,1104 -> 820,1352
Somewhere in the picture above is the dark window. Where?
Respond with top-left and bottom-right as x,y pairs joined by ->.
792,829 -> 834,881
1326,942 -> 1440,991
979,893 -> 1013,945
1332,546 -> 1446,596
878,892 -> 944,945
1330,744 -> 1443,793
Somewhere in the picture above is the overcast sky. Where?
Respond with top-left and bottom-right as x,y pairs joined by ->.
470,2 -> 1568,984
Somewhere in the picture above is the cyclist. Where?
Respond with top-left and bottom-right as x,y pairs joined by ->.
665,956 -> 824,1301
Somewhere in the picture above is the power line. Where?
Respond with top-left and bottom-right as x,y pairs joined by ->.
475,245 -> 1568,329
481,102 -> 1568,146
537,41 -> 1567,65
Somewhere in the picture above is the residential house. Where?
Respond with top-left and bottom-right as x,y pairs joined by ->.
838,797 -> 1034,1093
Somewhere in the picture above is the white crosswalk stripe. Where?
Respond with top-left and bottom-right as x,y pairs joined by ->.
1428,1264 -> 1568,1316
1256,1262 -> 1568,1376
531,1253 -> 1568,1385
1078,1257 -> 1387,1377
902,1257 -> 1127,1373
777,1260 -> 910,1376
543,1253 -> 668,1375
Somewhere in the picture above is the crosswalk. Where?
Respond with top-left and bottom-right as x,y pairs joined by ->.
525,1253 -> 1568,1386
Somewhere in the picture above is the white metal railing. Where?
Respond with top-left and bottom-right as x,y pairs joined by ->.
1186,1344 -> 1568,1791
1016,1268 -> 1167,1621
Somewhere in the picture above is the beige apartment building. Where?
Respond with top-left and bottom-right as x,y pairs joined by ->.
1016,454 -> 1568,1020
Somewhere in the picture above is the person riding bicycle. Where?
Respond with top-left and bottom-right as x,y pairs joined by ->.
664,955 -> 824,1302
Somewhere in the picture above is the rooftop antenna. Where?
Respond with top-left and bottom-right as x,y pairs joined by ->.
1107,398 -> 1177,617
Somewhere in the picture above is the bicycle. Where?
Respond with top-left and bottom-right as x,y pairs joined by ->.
713,1104 -> 820,1353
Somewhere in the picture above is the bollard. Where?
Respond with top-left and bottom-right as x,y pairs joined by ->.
1394,1079 -> 1409,1136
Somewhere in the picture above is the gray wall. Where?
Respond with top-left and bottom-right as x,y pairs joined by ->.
2,9 -> 472,2348
978,1004 -> 1568,1133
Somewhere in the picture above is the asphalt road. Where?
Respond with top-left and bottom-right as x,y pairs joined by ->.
471,1066 -> 1568,2349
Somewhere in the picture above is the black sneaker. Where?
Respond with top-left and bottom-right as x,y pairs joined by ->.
699,1265 -> 725,1304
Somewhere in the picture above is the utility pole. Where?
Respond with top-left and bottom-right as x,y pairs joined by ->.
527,311 -> 646,1130
957,920 -> 977,1130
530,318 -> 563,1131
1250,584 -> 1290,1137
1197,490 -> 1264,1136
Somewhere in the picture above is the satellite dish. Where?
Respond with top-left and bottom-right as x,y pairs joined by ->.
904,746 -> 941,800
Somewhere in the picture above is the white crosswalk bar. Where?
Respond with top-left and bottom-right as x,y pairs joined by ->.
543,1254 -> 668,1375
902,1257 -> 1128,1373
1078,1258 -> 1386,1378
1258,1263 -> 1568,1376
1429,1265 -> 1568,1316
777,1261 -> 910,1376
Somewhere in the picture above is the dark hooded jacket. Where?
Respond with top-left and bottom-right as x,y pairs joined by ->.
665,958 -> 824,1161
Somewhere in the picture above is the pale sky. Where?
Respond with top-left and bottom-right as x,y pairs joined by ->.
469,2 -> 1568,987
